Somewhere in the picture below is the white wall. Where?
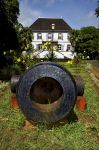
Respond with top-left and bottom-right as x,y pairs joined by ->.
32,32 -> 69,42
32,32 -> 74,59
32,32 -> 71,48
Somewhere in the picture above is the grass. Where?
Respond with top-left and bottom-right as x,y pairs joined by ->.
0,61 -> 99,150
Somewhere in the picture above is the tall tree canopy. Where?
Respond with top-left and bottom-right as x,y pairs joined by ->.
5,0 -> 19,23
69,29 -> 81,50
70,27 -> 99,59
15,23 -> 33,52
95,0 -> 99,17
0,0 -> 19,51
0,0 -> 19,66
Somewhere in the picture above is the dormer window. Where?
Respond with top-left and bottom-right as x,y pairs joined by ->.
58,33 -> 63,40
37,33 -> 42,40
51,23 -> 55,30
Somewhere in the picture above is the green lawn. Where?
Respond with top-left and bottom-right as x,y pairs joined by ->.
0,62 -> 99,150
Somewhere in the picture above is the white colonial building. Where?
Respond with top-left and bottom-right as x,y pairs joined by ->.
30,18 -> 74,59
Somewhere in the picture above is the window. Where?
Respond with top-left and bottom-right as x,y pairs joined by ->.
67,34 -> 70,40
58,33 -> 63,40
67,44 -> 71,51
48,33 -> 52,40
32,33 -> 34,40
37,33 -> 42,40
58,44 -> 61,51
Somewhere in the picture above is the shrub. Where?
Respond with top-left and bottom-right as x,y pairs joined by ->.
0,64 -> 22,80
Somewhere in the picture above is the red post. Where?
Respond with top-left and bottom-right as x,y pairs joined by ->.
10,94 -> 19,109
76,96 -> 87,111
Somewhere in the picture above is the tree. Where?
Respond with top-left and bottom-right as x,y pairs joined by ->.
69,27 -> 99,59
0,0 -> 19,50
0,0 -> 19,67
69,29 -> 81,53
41,42 -> 58,61
5,0 -> 19,24
16,24 -> 33,52
7,23 -> 34,70
95,0 -> 99,17
80,27 -> 99,59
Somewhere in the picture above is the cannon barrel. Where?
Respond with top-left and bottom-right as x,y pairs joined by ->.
73,75 -> 84,96
11,75 -> 84,97
10,62 -> 85,123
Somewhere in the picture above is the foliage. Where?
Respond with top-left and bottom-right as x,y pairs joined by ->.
17,50 -> 39,70
1,21 -> 34,69
67,60 -> 73,65
41,42 -> 58,61
0,0 -> 34,69
0,0 -> 19,67
0,81 -> 9,95
0,64 -> 22,80
0,0 -> 19,50
69,29 -> 80,48
72,55 -> 81,65
69,27 -> 99,59
15,23 -> 33,52
95,0 -> 99,17
5,0 -> 19,23
3,48 -> 39,72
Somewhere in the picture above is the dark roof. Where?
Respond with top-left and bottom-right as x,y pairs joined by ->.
30,18 -> 72,32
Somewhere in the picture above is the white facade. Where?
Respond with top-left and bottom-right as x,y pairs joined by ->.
32,32 -> 74,59
31,18 -> 74,59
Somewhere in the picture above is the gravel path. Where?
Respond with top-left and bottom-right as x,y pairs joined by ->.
88,60 -> 99,68
88,60 -> 99,96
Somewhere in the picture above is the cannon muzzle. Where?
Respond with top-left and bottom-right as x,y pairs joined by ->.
10,62 -> 84,123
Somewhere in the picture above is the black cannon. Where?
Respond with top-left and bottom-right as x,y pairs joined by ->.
10,62 -> 84,123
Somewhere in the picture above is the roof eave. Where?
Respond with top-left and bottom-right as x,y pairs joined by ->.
31,29 -> 72,32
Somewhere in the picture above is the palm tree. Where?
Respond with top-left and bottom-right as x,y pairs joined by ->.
69,29 -> 81,52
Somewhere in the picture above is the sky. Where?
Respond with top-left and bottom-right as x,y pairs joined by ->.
18,0 -> 99,29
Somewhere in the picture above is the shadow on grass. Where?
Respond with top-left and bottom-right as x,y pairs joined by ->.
26,110 -> 78,130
